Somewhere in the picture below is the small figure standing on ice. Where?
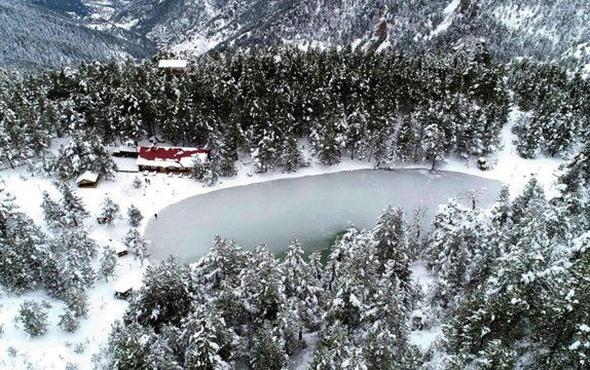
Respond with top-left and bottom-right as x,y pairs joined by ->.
154,213 -> 158,219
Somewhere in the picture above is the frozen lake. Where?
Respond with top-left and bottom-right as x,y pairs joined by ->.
145,169 -> 503,263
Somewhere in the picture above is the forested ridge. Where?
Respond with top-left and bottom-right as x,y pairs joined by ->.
1,46 -> 588,182
1,46 -> 589,369
92,148 -> 590,369
0,0 -> 156,71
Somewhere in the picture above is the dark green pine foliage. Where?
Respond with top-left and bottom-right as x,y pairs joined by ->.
249,321 -> 287,370
18,300 -> 49,337
392,113 -> 421,162
362,262 -> 420,369
127,256 -> 196,330
239,245 -> 285,322
181,304 -> 233,370
59,182 -> 89,227
372,206 -> 412,282
99,195 -> 120,224
0,190 -> 46,293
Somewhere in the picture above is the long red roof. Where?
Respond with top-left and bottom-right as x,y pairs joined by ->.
138,147 -> 209,163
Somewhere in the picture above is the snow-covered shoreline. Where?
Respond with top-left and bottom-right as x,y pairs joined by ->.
0,114 -> 569,369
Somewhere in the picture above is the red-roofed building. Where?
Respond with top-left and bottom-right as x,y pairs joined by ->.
137,146 -> 209,172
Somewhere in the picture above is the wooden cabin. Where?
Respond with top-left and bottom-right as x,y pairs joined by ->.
137,146 -> 209,173
158,59 -> 188,75
114,281 -> 133,299
115,243 -> 129,257
76,171 -> 100,188
111,142 -> 139,158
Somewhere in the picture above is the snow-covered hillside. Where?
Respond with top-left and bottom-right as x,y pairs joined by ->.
0,111 -> 569,369
0,0 -> 156,71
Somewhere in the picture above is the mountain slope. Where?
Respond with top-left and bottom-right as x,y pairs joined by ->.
0,0 -> 156,71
110,0 -> 589,68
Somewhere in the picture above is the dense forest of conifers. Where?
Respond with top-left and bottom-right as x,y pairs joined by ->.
0,46 -> 589,369
0,45 -> 588,182
91,143 -> 590,369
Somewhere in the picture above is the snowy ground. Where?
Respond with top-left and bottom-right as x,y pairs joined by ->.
0,110 -> 569,369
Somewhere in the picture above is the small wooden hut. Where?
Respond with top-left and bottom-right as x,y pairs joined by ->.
76,171 -> 100,188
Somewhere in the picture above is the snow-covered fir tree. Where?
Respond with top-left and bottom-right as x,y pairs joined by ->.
180,303 -> 233,369
41,190 -> 66,229
0,190 -> 46,293
372,206 -> 412,282
99,246 -> 117,282
18,300 -> 48,337
99,195 -> 120,224
123,228 -> 150,265
127,204 -> 143,227
58,309 -> 80,333
59,182 -> 89,227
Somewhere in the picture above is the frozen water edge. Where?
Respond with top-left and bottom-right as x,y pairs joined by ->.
0,116 -> 568,369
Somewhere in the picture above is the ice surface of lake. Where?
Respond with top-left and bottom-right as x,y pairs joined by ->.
145,169 -> 503,263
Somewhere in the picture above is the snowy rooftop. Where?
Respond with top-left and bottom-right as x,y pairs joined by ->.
158,59 -> 187,69
137,146 -> 209,169
114,243 -> 128,255
76,171 -> 99,184
110,144 -> 137,153
114,279 -> 134,294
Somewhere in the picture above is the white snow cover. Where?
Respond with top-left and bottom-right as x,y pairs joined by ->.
0,108 -> 573,368
114,243 -> 128,255
157,59 -> 188,69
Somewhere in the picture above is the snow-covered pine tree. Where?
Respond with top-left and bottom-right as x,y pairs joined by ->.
325,228 -> 377,329
309,321 -> 357,370
425,200 -> 492,309
392,114 -> 421,162
423,123 -> 446,172
99,195 -> 120,224
59,182 -> 89,227
108,320 -> 158,369
192,236 -> 248,294
542,102 -> 578,157
41,191 -> 65,229
510,176 -> 546,226
123,228 -> 150,265
362,262 -> 419,369
249,321 -> 287,370
58,309 -> 80,332
63,285 -> 90,318
99,246 -> 117,282
536,233 -> 590,368
127,204 -> 143,228
191,156 -> 208,181
127,256 -> 195,329
181,304 -> 232,370
40,251 -> 64,298
275,298 -> 305,356
280,238 -> 323,329
0,190 -> 47,293
280,135 -> 305,173
310,106 -> 345,166
132,176 -> 143,189
50,132 -> 117,180
372,206 -> 411,282
148,336 -> 184,370
18,300 -> 48,337
239,245 -> 285,323
490,185 -> 511,228
515,114 -> 543,159
345,103 -> 368,160
252,128 -> 279,173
